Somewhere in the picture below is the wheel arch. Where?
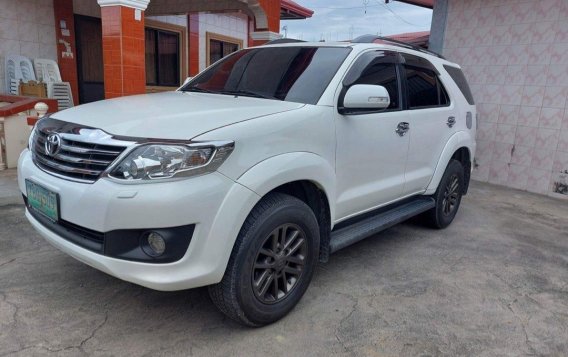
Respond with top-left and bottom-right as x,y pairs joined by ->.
425,131 -> 474,195
237,152 -> 336,262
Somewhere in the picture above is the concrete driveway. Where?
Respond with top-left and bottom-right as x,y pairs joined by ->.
1,168 -> 567,356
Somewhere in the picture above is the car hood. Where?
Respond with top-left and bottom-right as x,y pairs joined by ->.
51,91 -> 305,140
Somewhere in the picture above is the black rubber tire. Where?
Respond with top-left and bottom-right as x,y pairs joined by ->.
208,192 -> 320,327
425,159 -> 465,229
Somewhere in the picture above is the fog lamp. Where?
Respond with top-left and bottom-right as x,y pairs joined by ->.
146,232 -> 166,256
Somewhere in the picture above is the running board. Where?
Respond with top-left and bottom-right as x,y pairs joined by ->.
329,197 -> 436,253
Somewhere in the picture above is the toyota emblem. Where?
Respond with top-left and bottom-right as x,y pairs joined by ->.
45,133 -> 61,157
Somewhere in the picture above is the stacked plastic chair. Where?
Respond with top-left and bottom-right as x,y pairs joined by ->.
4,55 -> 36,95
34,58 -> 74,110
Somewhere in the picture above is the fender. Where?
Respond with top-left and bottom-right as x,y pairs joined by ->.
424,131 -> 475,195
237,152 -> 337,222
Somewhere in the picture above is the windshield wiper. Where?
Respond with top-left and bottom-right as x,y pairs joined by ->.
219,90 -> 278,100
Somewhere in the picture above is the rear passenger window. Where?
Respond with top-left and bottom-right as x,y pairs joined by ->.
444,65 -> 475,105
353,62 -> 399,110
405,66 -> 450,109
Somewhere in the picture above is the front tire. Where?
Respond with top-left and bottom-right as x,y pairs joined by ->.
425,159 -> 465,229
209,193 -> 320,327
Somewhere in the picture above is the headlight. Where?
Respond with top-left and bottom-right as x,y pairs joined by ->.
108,141 -> 234,181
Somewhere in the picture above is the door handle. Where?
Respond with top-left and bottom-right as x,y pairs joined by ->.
447,116 -> 456,128
395,122 -> 410,136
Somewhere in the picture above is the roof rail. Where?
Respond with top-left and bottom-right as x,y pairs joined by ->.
351,34 -> 445,59
266,38 -> 306,45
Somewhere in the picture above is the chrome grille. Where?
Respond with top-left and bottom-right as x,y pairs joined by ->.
31,119 -> 129,183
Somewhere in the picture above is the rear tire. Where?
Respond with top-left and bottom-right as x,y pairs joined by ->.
209,192 -> 319,327
425,159 -> 464,229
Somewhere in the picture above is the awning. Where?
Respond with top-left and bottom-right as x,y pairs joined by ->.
281,0 -> 314,20
395,0 -> 434,9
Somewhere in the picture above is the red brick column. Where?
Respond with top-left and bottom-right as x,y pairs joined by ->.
98,0 -> 148,98
52,0 -> 79,104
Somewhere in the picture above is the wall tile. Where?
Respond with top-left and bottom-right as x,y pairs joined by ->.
531,21 -> 556,44
515,126 -> 538,147
495,123 -> 516,144
531,147 -> 555,170
505,65 -> 526,86
488,160 -> 510,185
508,164 -> 530,190
542,86 -> 568,108
550,43 -> 568,64
477,120 -> 497,142
525,65 -> 548,86
511,145 -> 534,166
557,129 -> 568,153
535,128 -> 560,150
553,151 -> 568,172
527,168 -> 552,194
501,85 -> 523,105
518,106 -> 541,127
492,142 -> 514,163
498,105 -> 520,125
521,86 -> 545,107
539,107 -> 564,129
546,64 -> 568,86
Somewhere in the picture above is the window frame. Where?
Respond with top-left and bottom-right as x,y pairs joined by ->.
144,19 -> 187,92
206,32 -> 244,67
400,53 -> 451,110
338,50 -> 404,115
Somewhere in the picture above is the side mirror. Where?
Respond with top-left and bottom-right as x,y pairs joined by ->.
183,77 -> 193,85
342,84 -> 390,112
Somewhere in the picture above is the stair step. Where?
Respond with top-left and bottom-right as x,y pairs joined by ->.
329,197 -> 436,253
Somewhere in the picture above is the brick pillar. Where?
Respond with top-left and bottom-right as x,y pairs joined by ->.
251,0 -> 281,46
187,13 -> 199,77
98,0 -> 149,99
53,0 -> 79,104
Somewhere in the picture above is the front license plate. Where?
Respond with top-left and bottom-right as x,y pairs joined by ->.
25,180 -> 59,222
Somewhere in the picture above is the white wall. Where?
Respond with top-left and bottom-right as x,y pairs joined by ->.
0,0 -> 57,94
198,13 -> 248,72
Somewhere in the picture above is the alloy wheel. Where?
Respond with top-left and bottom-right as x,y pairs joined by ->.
442,174 -> 460,216
252,224 -> 307,304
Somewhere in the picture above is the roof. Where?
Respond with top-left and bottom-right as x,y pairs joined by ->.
386,31 -> 430,48
395,0 -> 434,9
281,0 -> 314,20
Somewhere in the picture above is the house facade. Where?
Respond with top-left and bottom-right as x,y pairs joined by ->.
0,0 -> 312,104
401,0 -> 568,199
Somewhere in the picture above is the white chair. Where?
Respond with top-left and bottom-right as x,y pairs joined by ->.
47,82 -> 74,111
33,58 -> 62,83
4,55 -> 36,95
34,58 -> 74,110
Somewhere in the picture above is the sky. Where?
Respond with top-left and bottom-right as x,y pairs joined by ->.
281,0 -> 433,42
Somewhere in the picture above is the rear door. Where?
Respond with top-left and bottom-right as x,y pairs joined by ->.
334,50 -> 410,220
401,54 -> 456,195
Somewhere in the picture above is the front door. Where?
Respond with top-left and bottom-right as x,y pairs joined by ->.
75,15 -> 104,103
335,51 -> 410,220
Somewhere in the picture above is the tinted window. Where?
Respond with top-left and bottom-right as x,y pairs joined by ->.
353,62 -> 399,110
145,28 -> 180,87
182,47 -> 351,105
444,65 -> 475,105
405,66 -> 449,109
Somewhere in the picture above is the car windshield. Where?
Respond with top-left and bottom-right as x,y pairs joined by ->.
181,46 -> 352,105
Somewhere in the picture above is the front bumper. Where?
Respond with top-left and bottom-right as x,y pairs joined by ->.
18,149 -> 260,291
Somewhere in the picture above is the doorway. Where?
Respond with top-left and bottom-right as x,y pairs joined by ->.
75,15 -> 104,104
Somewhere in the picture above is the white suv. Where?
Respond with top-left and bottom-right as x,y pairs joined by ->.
18,36 -> 476,326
